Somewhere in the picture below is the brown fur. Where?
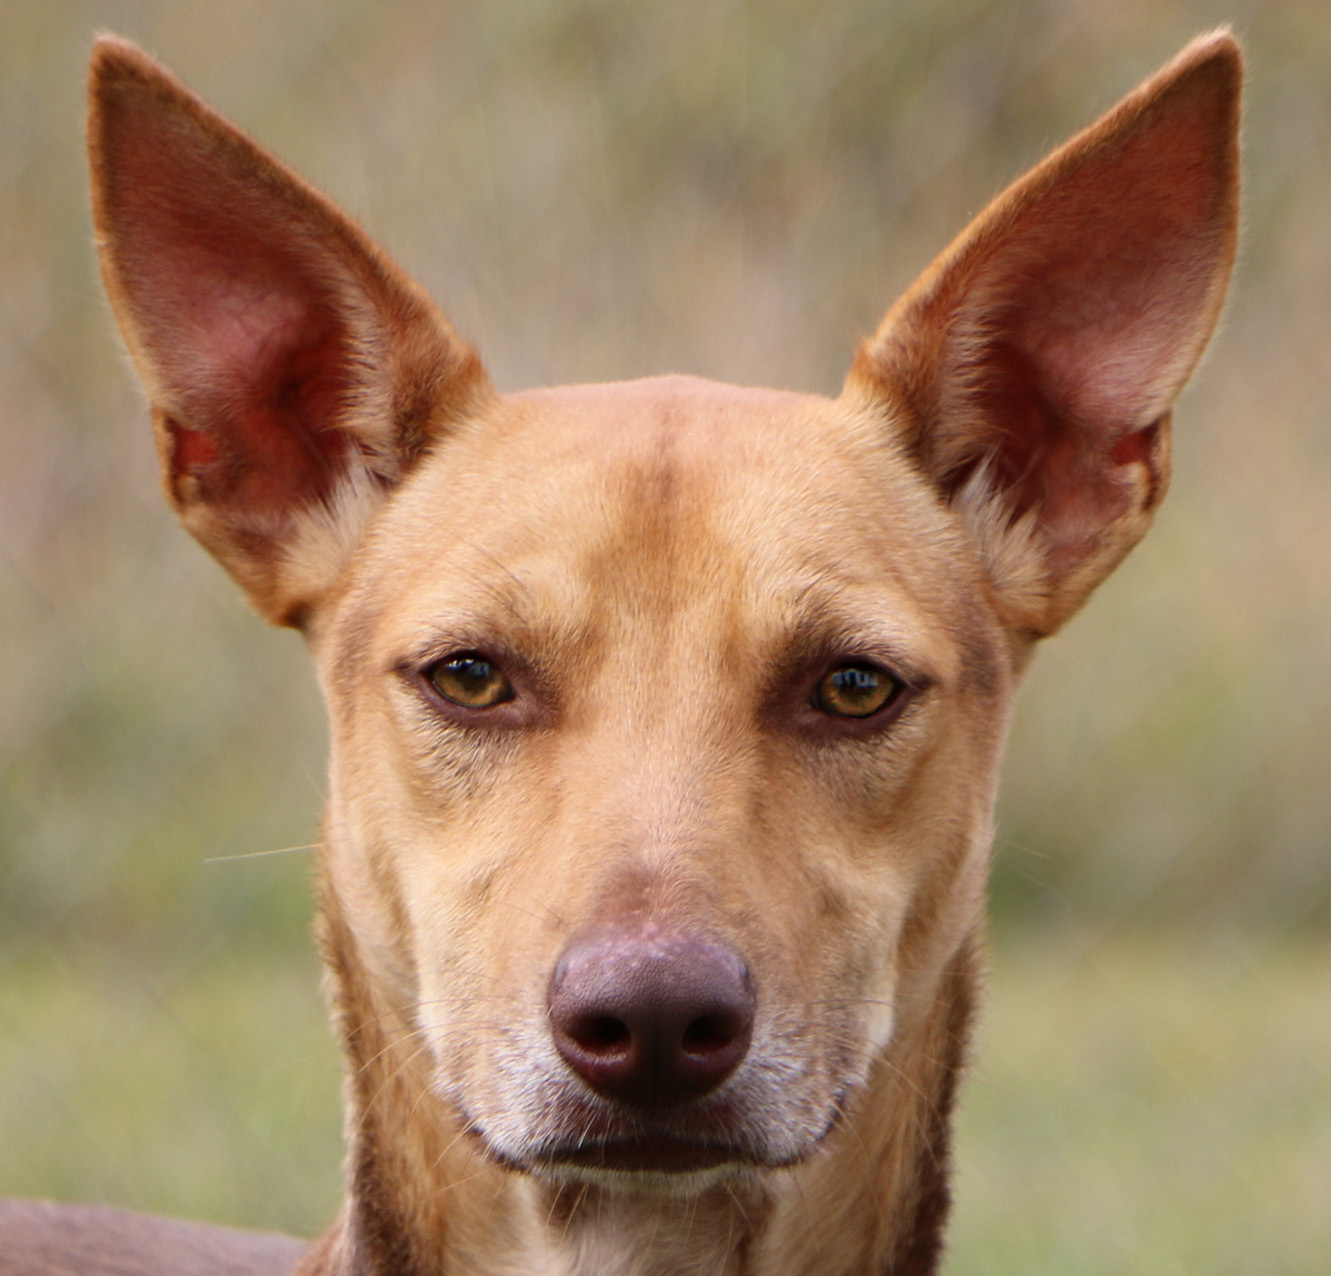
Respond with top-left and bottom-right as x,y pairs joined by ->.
0,30 -> 1240,1276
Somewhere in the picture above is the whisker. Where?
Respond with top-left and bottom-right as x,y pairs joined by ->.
556,1181 -> 590,1249
203,842 -> 320,863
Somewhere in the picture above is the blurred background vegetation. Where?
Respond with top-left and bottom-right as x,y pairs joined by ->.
0,0 -> 1326,1270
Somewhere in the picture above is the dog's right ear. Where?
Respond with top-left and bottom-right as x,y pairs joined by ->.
88,36 -> 492,627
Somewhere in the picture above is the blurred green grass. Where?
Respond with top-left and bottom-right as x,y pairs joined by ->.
953,937 -> 1331,1274
2,0 -> 1328,1268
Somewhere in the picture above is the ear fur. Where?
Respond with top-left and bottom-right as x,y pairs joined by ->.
88,36 -> 493,627
846,32 -> 1241,637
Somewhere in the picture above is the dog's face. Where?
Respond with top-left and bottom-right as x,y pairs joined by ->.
87,34 -> 1238,1197
314,376 -> 1009,1179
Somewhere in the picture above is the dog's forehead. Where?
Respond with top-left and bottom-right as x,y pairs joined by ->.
474,374 -> 874,502
398,373 -> 946,547
341,374 -> 984,669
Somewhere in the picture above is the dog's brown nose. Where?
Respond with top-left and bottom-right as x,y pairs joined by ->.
548,930 -> 755,1107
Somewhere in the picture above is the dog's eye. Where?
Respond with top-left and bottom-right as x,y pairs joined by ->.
812,662 -> 902,719
427,654 -> 514,709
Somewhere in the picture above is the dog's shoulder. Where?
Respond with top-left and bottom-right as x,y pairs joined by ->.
0,1199 -> 307,1276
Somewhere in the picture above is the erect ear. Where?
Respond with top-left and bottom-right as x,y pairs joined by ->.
88,36 -> 492,627
846,32 -> 1240,638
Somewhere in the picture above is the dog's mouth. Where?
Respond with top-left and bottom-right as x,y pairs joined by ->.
455,1060 -> 860,1184
465,1101 -> 840,1183
457,1096 -> 792,1182
534,1133 -> 753,1175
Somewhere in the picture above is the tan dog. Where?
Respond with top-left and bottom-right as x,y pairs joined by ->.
0,31 -> 1239,1276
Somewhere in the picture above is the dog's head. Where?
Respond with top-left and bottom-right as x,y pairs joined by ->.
88,35 -> 1238,1191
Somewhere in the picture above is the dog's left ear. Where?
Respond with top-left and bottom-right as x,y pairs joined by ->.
847,32 -> 1240,637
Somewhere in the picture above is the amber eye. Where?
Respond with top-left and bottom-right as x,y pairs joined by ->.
812,662 -> 901,719
427,654 -> 514,709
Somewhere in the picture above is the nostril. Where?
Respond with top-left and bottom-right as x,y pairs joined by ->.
681,1012 -> 739,1055
573,1014 -> 631,1054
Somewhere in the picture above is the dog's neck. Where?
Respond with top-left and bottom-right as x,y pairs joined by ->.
300,888 -> 978,1276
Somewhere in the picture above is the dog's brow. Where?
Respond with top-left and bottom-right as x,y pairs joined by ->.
394,551 -> 541,651
778,598 -> 939,691
390,581 -> 590,677
395,610 -> 542,671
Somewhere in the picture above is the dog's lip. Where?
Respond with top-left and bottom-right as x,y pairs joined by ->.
457,1086 -> 850,1176
536,1134 -> 751,1174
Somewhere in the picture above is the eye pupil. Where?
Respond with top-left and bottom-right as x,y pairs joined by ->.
815,662 -> 900,719
454,657 -> 491,685
428,654 -> 513,709
832,667 -> 877,693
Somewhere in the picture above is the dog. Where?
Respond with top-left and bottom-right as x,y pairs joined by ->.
0,29 -> 1239,1276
